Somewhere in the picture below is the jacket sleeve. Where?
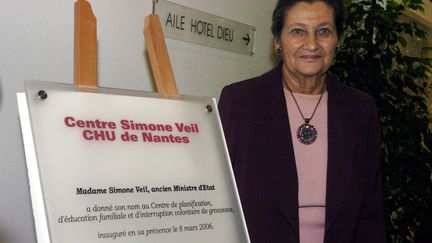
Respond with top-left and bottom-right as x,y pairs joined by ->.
355,99 -> 387,243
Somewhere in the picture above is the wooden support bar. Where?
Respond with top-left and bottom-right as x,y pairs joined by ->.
74,0 -> 97,89
144,14 -> 179,96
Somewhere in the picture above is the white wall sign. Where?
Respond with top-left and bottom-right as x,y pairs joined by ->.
155,0 -> 256,56
17,81 -> 250,243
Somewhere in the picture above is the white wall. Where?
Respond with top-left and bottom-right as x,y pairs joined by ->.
0,0 -> 277,242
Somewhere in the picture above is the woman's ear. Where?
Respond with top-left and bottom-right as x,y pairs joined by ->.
274,39 -> 282,55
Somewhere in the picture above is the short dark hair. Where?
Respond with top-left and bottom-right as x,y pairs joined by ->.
271,0 -> 345,39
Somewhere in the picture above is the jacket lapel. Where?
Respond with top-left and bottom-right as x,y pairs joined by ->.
325,77 -> 352,235
254,64 -> 300,237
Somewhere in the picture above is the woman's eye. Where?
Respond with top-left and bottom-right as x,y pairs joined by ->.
318,28 -> 331,35
290,28 -> 306,35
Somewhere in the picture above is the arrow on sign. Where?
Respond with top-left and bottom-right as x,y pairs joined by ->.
242,33 -> 251,46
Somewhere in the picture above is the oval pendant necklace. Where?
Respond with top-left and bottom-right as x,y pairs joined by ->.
285,79 -> 325,145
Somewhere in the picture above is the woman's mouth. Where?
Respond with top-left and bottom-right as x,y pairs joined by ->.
300,55 -> 321,61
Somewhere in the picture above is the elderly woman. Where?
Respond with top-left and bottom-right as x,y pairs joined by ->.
218,0 -> 386,242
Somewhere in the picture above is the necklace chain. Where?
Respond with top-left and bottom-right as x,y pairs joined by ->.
283,77 -> 325,145
286,83 -> 324,124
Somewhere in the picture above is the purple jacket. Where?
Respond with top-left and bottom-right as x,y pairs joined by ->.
218,64 -> 386,243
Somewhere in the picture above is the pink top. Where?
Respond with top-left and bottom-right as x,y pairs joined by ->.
284,86 -> 328,243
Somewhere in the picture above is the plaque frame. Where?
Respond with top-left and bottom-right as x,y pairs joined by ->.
18,81 -> 250,243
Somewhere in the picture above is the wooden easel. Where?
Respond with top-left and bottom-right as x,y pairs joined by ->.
74,0 -> 97,89
74,0 -> 178,96
144,13 -> 179,96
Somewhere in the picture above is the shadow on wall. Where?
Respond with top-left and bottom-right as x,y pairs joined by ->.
0,76 -> 3,112
0,227 -> 13,243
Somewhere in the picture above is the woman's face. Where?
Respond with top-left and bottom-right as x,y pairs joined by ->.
276,1 -> 338,80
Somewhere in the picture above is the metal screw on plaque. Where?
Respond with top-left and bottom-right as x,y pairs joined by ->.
37,90 -> 48,101
206,104 -> 213,113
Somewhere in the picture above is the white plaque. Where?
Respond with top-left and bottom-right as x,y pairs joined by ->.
18,81 -> 250,243
155,0 -> 256,56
